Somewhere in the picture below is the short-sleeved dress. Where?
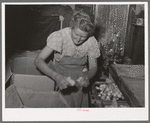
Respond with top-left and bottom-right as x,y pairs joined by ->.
46,27 -> 100,107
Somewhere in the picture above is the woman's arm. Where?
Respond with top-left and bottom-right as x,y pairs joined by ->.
87,55 -> 98,80
34,46 -> 58,79
78,56 -> 98,87
34,46 -> 70,90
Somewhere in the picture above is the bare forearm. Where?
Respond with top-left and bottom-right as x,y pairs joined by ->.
34,58 -> 58,80
88,67 -> 97,80
88,56 -> 98,80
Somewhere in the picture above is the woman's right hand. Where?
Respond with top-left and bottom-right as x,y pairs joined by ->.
55,74 -> 70,90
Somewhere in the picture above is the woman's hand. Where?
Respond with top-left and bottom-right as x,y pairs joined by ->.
76,76 -> 89,87
55,74 -> 71,90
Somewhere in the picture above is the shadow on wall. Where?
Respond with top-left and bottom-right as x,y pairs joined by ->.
94,20 -> 106,41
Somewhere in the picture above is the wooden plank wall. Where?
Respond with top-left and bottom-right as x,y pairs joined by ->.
124,4 -> 144,62
124,5 -> 137,58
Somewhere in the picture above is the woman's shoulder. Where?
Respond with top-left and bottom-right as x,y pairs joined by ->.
88,36 -> 97,41
59,27 -> 71,40
85,36 -> 98,45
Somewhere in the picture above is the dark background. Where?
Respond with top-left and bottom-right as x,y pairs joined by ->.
5,5 -> 62,61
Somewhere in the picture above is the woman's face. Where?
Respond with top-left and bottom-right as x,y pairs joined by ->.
71,27 -> 89,46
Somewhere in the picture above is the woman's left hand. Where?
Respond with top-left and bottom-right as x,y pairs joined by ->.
76,76 -> 89,87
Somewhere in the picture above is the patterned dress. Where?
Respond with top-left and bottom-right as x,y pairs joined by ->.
46,27 -> 100,60
46,27 -> 100,107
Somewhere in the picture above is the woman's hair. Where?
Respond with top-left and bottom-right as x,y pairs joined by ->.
70,10 -> 95,36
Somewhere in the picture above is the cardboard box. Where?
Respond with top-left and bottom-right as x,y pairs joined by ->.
9,56 -> 55,92
10,57 -> 43,75
10,74 -> 55,92
6,50 -> 40,83
5,84 -> 70,108
10,50 -> 39,59
5,54 -> 64,107
5,84 -> 23,108
6,59 -> 13,83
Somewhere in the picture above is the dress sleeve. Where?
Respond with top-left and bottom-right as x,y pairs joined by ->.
88,36 -> 101,58
46,31 -> 63,53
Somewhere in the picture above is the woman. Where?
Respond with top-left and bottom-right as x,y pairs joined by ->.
34,11 -> 100,107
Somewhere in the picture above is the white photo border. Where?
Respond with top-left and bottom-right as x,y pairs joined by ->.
2,2 -> 149,121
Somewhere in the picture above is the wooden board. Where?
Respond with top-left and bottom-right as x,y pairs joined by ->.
120,76 -> 144,107
109,64 -> 144,107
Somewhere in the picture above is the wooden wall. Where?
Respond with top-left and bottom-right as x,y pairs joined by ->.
124,5 -> 137,58
94,4 -> 145,64
125,5 -> 144,59
95,5 -> 129,48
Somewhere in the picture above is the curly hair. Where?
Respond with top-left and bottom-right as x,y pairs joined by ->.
70,10 -> 95,36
